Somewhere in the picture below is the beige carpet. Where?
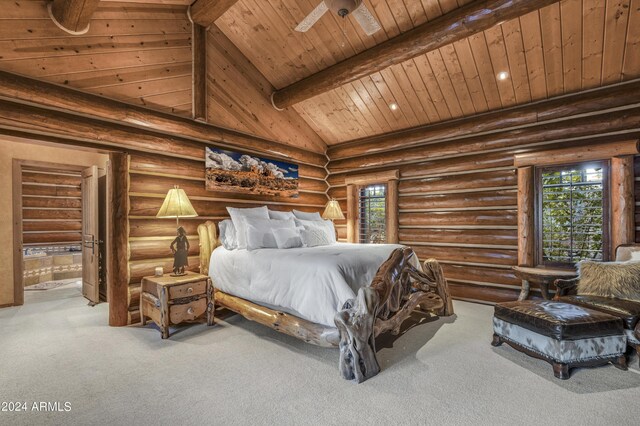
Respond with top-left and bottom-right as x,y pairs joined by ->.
0,284 -> 639,426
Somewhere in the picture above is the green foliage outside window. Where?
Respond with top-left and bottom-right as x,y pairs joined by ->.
540,165 -> 605,265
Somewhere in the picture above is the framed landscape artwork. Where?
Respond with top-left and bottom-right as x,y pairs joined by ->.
205,147 -> 299,197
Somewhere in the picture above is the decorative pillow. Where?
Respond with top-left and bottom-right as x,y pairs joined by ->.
300,226 -> 332,247
272,227 -> 303,249
245,218 -> 296,250
292,209 -> 322,221
226,206 -> 269,249
577,260 -> 640,301
218,219 -> 237,250
268,210 -> 295,220
295,219 -> 336,244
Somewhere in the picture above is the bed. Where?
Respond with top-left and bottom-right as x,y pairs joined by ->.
198,220 -> 454,383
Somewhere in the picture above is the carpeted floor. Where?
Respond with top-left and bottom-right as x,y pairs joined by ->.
1,283 -> 639,426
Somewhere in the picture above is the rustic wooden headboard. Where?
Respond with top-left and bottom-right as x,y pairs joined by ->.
197,220 -> 220,275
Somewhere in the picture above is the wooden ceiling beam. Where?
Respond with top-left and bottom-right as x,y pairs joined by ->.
0,70 -> 324,165
48,0 -> 102,35
271,0 -> 560,109
192,24 -> 207,121
189,0 -> 239,28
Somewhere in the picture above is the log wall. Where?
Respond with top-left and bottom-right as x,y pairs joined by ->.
327,83 -> 640,304
0,70 -> 328,321
125,151 -> 328,323
21,167 -> 83,247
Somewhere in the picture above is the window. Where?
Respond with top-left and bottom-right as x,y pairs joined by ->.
359,184 -> 386,244
536,162 -> 609,266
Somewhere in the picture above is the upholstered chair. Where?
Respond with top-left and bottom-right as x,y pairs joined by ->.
555,244 -> 640,366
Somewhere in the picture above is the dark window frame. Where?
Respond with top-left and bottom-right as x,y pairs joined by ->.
358,184 -> 387,244
534,160 -> 611,268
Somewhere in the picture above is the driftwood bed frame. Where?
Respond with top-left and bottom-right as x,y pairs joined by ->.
198,220 -> 454,383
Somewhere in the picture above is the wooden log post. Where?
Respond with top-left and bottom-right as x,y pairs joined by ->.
346,184 -> 358,243
517,166 -> 535,267
386,178 -> 399,244
271,0 -> 560,108
108,152 -> 130,327
48,0 -> 101,35
610,155 -> 635,253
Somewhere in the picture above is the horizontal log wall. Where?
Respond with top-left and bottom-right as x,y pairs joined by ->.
0,69 -> 329,323
327,86 -> 640,304
22,167 -> 82,247
125,149 -> 328,322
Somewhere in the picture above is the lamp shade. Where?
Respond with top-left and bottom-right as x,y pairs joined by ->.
156,186 -> 198,218
322,199 -> 345,220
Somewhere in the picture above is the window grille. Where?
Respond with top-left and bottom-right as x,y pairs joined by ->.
359,185 -> 386,244
537,162 -> 608,266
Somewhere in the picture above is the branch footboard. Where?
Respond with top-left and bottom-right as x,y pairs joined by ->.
197,221 -> 453,384
336,248 -> 454,383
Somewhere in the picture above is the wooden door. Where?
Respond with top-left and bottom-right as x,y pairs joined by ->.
82,165 -> 100,303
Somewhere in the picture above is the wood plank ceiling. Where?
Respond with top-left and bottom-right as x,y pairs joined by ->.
0,1 -> 193,116
215,0 -> 640,144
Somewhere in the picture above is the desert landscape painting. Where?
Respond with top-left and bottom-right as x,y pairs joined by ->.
205,147 -> 299,197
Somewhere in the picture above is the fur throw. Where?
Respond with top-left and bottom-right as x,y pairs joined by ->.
577,260 -> 640,301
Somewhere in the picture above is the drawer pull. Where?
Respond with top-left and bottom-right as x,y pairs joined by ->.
187,307 -> 194,315
187,287 -> 193,294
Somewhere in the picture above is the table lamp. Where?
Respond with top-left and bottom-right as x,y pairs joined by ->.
322,199 -> 345,221
322,199 -> 344,241
156,185 -> 198,276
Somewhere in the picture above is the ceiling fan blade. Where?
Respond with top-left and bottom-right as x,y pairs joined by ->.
352,4 -> 382,36
295,1 -> 329,33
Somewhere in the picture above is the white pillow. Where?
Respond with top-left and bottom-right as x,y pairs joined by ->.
227,206 -> 269,249
292,209 -> 322,221
245,218 -> 296,250
295,219 -> 336,244
218,219 -> 237,250
268,210 -> 295,220
300,226 -> 332,247
272,227 -> 303,249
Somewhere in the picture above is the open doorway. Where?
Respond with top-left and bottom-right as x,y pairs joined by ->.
9,143 -> 110,306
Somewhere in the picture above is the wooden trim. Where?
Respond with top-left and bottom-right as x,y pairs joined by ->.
344,169 -> 399,186
514,140 -> 640,167
192,23 -> 207,121
271,0 -> 559,108
611,156 -> 635,252
108,152 -> 130,327
517,166 -> 534,267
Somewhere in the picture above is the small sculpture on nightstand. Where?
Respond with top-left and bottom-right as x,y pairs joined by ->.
170,226 -> 190,276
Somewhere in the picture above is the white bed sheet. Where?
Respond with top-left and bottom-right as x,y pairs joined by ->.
209,243 -> 417,327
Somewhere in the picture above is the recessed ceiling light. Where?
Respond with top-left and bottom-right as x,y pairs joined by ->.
389,103 -> 398,111
497,71 -> 509,81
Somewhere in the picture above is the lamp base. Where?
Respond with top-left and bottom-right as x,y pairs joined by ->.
170,272 -> 188,277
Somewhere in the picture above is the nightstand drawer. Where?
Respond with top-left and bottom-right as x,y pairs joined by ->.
169,298 -> 207,324
169,280 -> 207,299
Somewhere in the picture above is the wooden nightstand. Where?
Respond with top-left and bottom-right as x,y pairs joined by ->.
140,271 -> 214,339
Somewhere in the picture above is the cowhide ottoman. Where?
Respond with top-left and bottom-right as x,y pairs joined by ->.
491,300 -> 628,379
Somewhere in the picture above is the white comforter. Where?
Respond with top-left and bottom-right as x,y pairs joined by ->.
209,243 -> 416,327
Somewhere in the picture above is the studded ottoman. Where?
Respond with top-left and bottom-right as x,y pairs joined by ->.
491,301 -> 627,379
